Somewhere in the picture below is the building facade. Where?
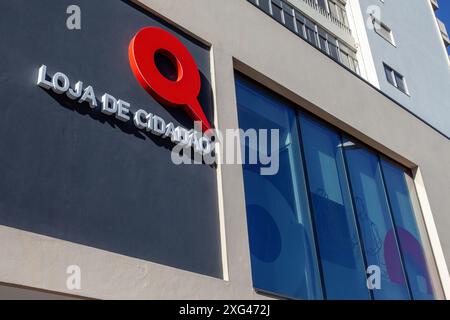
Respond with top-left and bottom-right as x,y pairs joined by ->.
350,0 -> 450,137
0,0 -> 449,299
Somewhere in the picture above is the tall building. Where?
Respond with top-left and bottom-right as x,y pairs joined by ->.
0,0 -> 449,300
350,0 -> 450,137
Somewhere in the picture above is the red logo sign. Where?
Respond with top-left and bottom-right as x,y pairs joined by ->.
128,27 -> 211,132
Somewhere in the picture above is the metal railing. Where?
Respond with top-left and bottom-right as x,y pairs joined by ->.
430,0 -> 439,11
437,17 -> 450,46
298,0 -> 352,34
246,0 -> 360,75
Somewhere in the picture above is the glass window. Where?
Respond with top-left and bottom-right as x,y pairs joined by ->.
348,56 -> 355,72
235,76 -> 323,300
327,0 -> 349,27
317,0 -> 328,11
343,141 -> 411,299
235,76 -> 437,300
282,3 -> 296,33
305,19 -> 318,47
373,19 -> 395,45
384,65 -> 396,86
381,160 -> 436,300
295,12 -> 306,39
384,64 -> 408,94
318,28 -> 329,54
258,0 -> 272,15
271,0 -> 283,23
328,38 -> 340,61
353,58 -> 360,75
299,115 -> 370,299
394,71 -> 407,94
340,7 -> 349,26
340,50 -> 350,68
328,1 -> 340,20
339,44 -> 358,73
247,0 -> 358,74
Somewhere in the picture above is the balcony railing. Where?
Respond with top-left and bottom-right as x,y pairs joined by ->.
430,0 -> 439,11
247,0 -> 360,75
437,17 -> 450,47
296,0 -> 352,34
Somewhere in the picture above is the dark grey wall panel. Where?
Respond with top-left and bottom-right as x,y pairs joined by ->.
0,0 -> 221,278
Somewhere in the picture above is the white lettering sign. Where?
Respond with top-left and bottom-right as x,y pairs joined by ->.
37,65 -> 212,154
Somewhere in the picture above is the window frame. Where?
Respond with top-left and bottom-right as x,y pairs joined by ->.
247,0 -> 360,75
235,73 -> 439,300
372,17 -> 396,46
383,63 -> 409,95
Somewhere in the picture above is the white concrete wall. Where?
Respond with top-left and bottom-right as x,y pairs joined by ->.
354,0 -> 450,138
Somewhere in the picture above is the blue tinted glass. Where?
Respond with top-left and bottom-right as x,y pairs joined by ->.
299,115 -> 370,300
235,76 -> 323,300
343,142 -> 411,299
381,160 -> 435,300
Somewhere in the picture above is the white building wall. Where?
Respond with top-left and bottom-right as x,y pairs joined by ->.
352,0 -> 450,138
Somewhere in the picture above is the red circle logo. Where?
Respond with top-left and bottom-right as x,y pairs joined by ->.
129,27 -> 211,132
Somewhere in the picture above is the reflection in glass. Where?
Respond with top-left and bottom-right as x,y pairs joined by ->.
299,115 -> 369,299
235,76 -> 323,299
343,141 -> 410,299
234,76 -> 437,300
381,160 -> 435,300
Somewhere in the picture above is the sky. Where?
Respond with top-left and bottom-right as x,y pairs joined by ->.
435,0 -> 450,54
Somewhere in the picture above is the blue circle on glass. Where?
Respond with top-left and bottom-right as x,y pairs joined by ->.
247,204 -> 282,263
